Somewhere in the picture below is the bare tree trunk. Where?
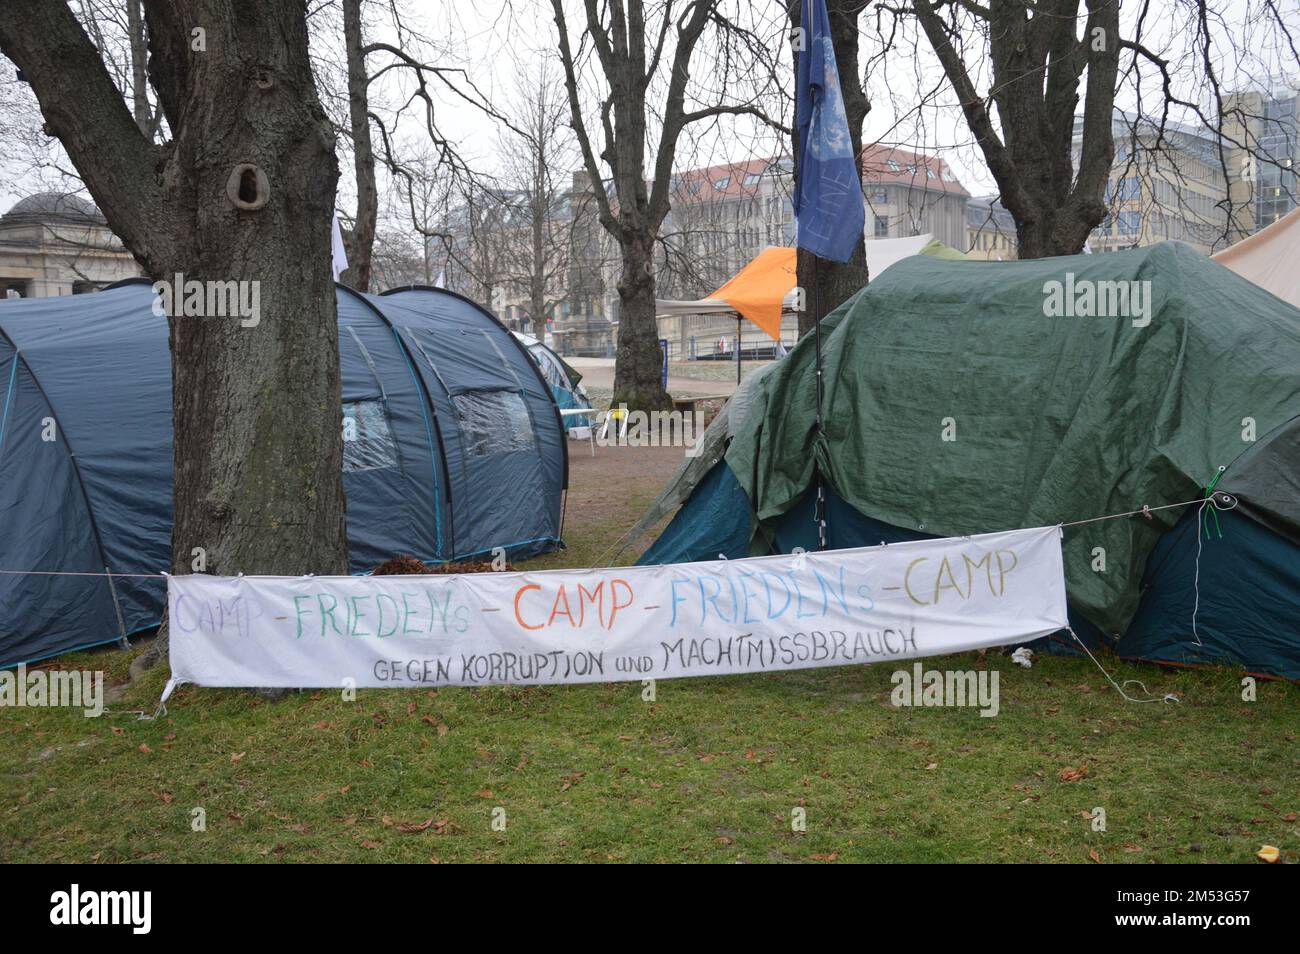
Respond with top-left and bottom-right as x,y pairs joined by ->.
530,209 -> 547,346
553,0 -> 780,411
914,0 -> 1118,258
1,1 -> 349,649
790,0 -> 871,336
343,0 -> 377,290
615,233 -> 666,408
529,138 -> 548,346
125,0 -> 150,135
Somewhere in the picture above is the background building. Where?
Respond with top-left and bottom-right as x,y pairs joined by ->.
965,195 -> 1017,259
0,192 -> 140,297
861,145 -> 969,250
1224,82 -> 1300,237
1074,113 -> 1230,254
652,148 -> 968,358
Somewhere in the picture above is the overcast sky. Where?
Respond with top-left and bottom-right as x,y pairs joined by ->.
2,0 -> 1296,218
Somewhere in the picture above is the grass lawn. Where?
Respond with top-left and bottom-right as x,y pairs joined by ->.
3,445 -> 1297,863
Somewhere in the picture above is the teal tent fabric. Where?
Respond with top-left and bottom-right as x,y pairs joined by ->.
1124,508 -> 1300,679
727,243 -> 1300,637
0,280 -> 567,667
639,460 -> 752,565
519,336 -> 593,433
640,242 -> 1300,678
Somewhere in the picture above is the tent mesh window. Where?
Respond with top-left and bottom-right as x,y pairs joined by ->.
530,345 -> 567,390
452,389 -> 533,456
341,400 -> 399,472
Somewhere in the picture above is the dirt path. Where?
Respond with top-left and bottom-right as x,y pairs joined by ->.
536,440 -> 690,568
566,357 -> 750,398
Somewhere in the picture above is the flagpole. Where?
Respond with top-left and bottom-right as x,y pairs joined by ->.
736,315 -> 742,386
793,0 -> 857,554
812,253 -> 826,551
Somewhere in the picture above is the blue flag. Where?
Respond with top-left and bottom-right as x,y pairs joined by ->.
793,0 -> 863,263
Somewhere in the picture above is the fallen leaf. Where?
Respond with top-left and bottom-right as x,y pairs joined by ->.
474,789 -> 493,798
137,743 -> 151,754
230,751 -> 245,763
1088,847 -> 1102,863
1059,764 -> 1089,782
110,726 -> 124,736
1257,845 -> 1280,863
157,792 -> 173,804
397,818 -> 436,833
810,852 -> 839,862
360,839 -> 380,850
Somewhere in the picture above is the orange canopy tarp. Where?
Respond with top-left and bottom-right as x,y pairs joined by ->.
703,246 -> 796,341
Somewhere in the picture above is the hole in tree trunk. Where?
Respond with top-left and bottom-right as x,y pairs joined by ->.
239,169 -> 258,203
225,164 -> 270,211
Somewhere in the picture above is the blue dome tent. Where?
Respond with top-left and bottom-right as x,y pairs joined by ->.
0,279 -> 567,667
512,330 -> 594,431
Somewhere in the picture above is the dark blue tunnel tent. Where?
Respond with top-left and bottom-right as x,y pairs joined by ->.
0,279 -> 567,667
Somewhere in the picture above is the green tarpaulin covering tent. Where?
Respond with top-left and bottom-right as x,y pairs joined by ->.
634,241 -> 1300,679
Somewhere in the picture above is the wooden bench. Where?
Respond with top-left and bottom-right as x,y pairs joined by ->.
671,394 -> 729,415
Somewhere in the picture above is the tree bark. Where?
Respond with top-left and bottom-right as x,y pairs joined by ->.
553,0 -> 736,412
614,233 -> 666,408
914,0 -> 1118,258
0,1 -> 349,631
789,0 -> 871,336
342,0 -> 377,290
126,0 -> 151,135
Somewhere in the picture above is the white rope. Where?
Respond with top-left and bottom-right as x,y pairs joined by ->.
0,489 -> 1240,591
0,568 -> 165,578
1189,489 -> 1239,647
1056,494 -> 1208,528
1191,499 -> 1207,647
1066,627 -> 1179,704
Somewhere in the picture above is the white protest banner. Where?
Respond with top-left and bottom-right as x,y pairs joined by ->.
161,526 -> 1067,699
